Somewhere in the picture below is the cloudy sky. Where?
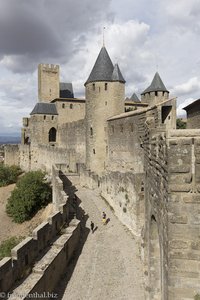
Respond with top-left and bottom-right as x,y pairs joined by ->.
0,0 -> 199,135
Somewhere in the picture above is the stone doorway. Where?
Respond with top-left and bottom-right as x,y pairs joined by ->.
149,215 -> 161,300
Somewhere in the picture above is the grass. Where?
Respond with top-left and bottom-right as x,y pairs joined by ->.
0,236 -> 24,259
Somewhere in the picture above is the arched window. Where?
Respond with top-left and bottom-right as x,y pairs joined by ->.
49,127 -> 57,142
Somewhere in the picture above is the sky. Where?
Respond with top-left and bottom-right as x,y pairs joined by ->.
0,0 -> 200,135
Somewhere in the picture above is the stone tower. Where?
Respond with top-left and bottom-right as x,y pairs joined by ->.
38,64 -> 60,103
85,46 -> 125,174
141,72 -> 169,105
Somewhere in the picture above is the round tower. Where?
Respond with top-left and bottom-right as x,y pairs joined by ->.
85,47 -> 125,174
141,72 -> 169,106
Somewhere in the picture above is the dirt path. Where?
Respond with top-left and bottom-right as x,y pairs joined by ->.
0,184 -> 53,244
59,186 -> 145,300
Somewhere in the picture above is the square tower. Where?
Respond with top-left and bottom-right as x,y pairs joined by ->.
38,64 -> 60,103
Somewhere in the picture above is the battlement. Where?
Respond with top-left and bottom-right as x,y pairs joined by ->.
38,63 -> 59,73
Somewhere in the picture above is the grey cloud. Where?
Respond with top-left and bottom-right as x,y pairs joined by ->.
0,0 -> 112,73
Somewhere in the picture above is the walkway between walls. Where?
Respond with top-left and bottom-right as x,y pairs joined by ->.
55,184 -> 145,300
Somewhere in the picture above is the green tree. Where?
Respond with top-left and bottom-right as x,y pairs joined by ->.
176,118 -> 186,129
0,236 -> 23,259
6,171 -> 52,223
0,164 -> 22,187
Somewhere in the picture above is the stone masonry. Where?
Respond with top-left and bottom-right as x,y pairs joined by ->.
4,45 -> 200,299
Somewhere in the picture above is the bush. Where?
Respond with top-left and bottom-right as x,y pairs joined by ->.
6,171 -> 52,223
176,118 -> 186,129
0,164 -> 22,187
0,236 -> 23,259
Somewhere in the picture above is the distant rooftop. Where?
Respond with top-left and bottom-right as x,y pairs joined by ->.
141,72 -> 169,95
59,82 -> 74,98
30,103 -> 58,115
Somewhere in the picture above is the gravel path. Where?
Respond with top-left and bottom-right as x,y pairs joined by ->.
60,186 -> 145,300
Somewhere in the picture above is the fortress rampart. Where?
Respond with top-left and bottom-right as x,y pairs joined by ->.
0,165 -> 82,298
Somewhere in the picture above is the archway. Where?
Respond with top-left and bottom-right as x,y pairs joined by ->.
149,215 -> 161,299
49,127 -> 57,142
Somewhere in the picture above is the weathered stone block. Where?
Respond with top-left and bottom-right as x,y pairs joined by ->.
169,215 -> 188,224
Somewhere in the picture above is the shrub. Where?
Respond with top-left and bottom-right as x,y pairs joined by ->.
6,171 -> 52,223
0,236 -> 23,259
194,294 -> 200,300
176,118 -> 186,129
0,164 -> 22,187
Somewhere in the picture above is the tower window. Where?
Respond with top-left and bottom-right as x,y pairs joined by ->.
105,83 -> 108,90
52,116 -> 54,120
155,91 -> 158,96
93,83 -> 95,91
70,104 -> 73,109
93,149 -> 96,154
62,103 -> 65,108
90,127 -> 93,136
131,123 -> 134,132
49,127 -> 57,142
44,115 -> 46,120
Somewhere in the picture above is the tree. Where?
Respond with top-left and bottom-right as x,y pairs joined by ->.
6,171 -> 52,223
0,164 -> 22,187
0,236 -> 23,259
176,118 -> 186,129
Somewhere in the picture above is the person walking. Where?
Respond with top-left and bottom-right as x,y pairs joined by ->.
90,221 -> 94,233
102,211 -> 106,225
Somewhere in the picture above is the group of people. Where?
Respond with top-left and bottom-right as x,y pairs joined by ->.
90,211 -> 107,233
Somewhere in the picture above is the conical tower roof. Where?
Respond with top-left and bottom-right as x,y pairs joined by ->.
130,92 -> 140,102
111,64 -> 126,83
141,72 -> 169,95
85,47 -> 125,85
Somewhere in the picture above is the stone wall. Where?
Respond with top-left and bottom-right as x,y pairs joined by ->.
186,106 -> 200,129
4,145 -> 20,166
167,130 -> 200,299
55,100 -> 85,125
0,165 -> 81,296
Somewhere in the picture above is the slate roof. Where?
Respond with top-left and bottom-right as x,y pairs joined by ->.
141,72 -> 169,95
60,82 -> 74,98
85,47 -> 125,85
130,93 -> 140,102
111,64 -> 126,83
30,103 -> 58,115
183,99 -> 200,111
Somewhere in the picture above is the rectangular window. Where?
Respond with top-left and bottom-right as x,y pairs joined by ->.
93,83 -> 95,91
70,104 -> 73,109
105,83 -> 108,90
62,103 -> 65,108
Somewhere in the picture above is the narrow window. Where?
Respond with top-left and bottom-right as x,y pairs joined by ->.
62,103 -> 65,108
120,125 -> 123,132
90,127 -> 93,136
70,104 -> 73,109
105,83 -> 108,90
131,123 -> 134,132
99,87 -> 100,92
44,115 -> 46,120
93,149 -> 95,154
93,83 -> 95,91
105,101 -> 107,106
155,91 -> 158,96
52,116 -> 54,120
49,127 -> 57,142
